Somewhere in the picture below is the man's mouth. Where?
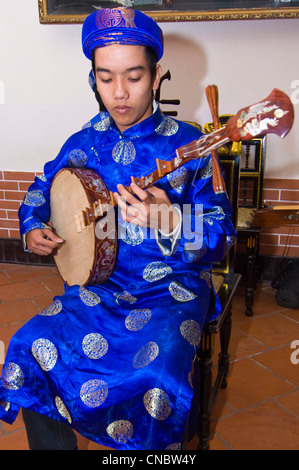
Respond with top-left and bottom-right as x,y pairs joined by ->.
114,106 -> 131,115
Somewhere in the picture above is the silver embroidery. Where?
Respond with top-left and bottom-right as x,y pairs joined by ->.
155,116 -> 179,136
143,388 -> 172,421
39,299 -> 63,316
125,309 -> 152,331
167,167 -> 188,194
169,281 -> 198,302
119,222 -> 144,246
133,342 -> 159,369
67,149 -> 87,167
31,338 -> 58,371
82,333 -> 108,359
143,261 -> 172,282
180,320 -> 201,346
1,362 -> 24,390
199,158 -> 213,179
94,117 -> 110,131
55,396 -> 72,424
79,287 -> 101,306
80,379 -> 108,408
112,140 -> 136,165
23,190 -> 46,207
106,420 -> 134,444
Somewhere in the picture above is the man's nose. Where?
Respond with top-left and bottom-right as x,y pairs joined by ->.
114,78 -> 128,99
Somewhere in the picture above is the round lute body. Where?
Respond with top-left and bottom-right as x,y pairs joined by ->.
50,168 -> 117,286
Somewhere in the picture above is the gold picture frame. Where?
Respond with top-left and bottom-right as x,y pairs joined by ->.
38,0 -> 299,24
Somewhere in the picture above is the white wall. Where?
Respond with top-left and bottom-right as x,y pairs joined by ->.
1,0 -> 298,178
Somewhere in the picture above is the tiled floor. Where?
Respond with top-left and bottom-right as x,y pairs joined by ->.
0,262 -> 299,450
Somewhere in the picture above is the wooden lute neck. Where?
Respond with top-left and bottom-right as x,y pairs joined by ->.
131,127 -> 229,189
109,127 -> 230,207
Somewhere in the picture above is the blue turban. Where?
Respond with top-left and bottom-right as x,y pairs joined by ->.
82,8 -> 164,61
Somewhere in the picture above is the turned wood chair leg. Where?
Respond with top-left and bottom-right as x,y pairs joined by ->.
218,307 -> 232,389
197,331 -> 213,450
245,235 -> 256,317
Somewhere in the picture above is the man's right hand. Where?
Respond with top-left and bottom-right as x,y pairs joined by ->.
26,228 -> 64,256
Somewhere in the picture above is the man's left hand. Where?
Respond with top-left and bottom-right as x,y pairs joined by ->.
114,183 -> 180,234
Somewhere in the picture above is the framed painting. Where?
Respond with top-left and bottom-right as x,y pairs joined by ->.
38,0 -> 299,23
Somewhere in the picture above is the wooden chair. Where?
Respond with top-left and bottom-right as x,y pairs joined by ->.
177,148 -> 241,450
156,80 -> 242,450
195,152 -> 242,450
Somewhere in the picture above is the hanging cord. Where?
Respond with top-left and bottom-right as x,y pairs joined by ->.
271,223 -> 295,288
280,223 -> 295,262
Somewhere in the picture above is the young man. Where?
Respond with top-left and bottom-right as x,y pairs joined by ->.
0,8 -> 236,450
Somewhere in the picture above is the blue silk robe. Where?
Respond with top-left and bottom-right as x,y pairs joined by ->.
0,107 -> 236,450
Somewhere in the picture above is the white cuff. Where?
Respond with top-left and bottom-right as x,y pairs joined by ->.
155,207 -> 182,256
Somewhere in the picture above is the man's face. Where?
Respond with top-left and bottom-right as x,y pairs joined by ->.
94,44 -> 161,133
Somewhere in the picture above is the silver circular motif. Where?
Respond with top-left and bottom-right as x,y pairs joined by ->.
169,281 -> 198,302
31,338 -> 58,371
67,149 -> 87,167
133,342 -> 159,369
143,261 -> 172,282
125,309 -> 152,331
180,319 -> 201,346
143,388 -> 172,421
94,117 -> 110,131
79,287 -> 101,306
82,333 -> 108,359
199,158 -> 213,179
167,167 -> 188,194
119,222 -> 144,246
106,420 -> 134,444
1,362 -> 24,390
55,396 -> 72,424
165,443 -> 181,450
39,299 -> 63,316
155,116 -> 179,136
112,140 -> 136,165
80,379 -> 108,408
23,190 -> 46,207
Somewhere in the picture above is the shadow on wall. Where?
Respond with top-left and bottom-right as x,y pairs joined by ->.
159,33 -> 208,122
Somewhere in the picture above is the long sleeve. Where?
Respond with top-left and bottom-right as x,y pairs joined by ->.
154,155 -> 236,265
181,156 -> 236,264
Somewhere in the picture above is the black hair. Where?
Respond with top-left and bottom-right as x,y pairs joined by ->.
144,46 -> 159,81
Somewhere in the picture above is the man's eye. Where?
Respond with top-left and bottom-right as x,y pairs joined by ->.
129,77 -> 141,82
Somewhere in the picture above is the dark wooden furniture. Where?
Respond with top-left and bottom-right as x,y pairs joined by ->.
196,273 -> 241,450
196,153 -> 242,450
236,136 -> 266,316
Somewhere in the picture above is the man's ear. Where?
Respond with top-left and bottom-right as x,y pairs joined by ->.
152,64 -> 162,92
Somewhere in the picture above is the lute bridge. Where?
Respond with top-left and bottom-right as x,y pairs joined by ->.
74,199 -> 106,232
